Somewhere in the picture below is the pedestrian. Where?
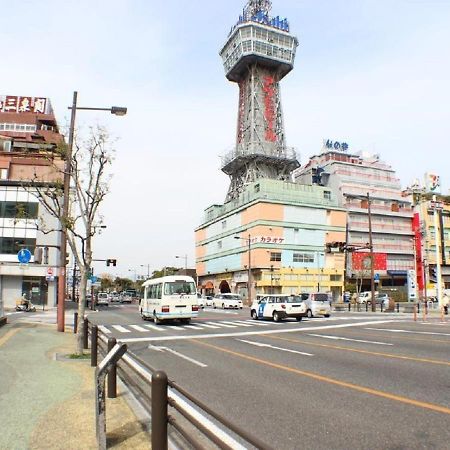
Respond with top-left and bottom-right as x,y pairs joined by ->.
442,292 -> 449,315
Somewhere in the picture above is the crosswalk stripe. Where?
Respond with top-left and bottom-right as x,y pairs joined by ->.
98,325 -> 111,334
221,321 -> 252,327
217,321 -> 238,328
194,323 -> 220,329
112,325 -> 131,333
182,325 -> 205,330
205,321 -> 235,328
242,320 -> 270,326
144,323 -> 167,332
129,325 -> 148,332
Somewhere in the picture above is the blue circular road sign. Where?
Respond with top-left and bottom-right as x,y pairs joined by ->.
18,248 -> 32,264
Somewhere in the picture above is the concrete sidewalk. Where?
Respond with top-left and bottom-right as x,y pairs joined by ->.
0,321 -> 150,449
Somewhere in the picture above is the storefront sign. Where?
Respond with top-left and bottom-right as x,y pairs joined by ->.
246,236 -> 285,244
0,95 -> 51,114
351,252 -> 387,271
425,172 -> 440,194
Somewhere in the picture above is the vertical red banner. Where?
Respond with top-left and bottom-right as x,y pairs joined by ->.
412,213 -> 424,294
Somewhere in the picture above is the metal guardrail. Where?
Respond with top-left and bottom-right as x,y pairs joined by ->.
83,318 -> 272,450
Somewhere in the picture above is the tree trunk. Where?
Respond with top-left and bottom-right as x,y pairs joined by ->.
76,267 -> 88,355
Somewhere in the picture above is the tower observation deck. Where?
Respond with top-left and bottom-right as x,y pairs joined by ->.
220,0 -> 300,202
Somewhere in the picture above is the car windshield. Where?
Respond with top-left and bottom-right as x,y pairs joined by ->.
313,294 -> 329,302
225,295 -> 241,300
164,281 -> 196,295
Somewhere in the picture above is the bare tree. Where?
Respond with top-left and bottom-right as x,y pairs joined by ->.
28,126 -> 114,354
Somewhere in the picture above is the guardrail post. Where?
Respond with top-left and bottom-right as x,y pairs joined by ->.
348,303 -> 351,312
152,370 -> 168,450
107,338 -> 117,398
95,342 -> 127,450
396,302 -> 399,313
91,325 -> 98,367
417,302 -> 420,314
83,317 -> 89,349
74,312 -> 78,334
365,302 -> 368,312
381,302 -> 384,313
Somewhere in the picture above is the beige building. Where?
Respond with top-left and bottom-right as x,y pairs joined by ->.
195,179 -> 346,302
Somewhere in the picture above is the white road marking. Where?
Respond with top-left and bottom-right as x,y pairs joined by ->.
243,320 -> 270,326
129,325 -> 148,332
214,322 -> 237,328
119,320 -> 401,343
183,325 -> 206,330
98,325 -> 111,334
234,320 -> 265,327
221,320 -> 252,327
112,325 -> 131,333
194,323 -> 220,329
307,333 -> 393,346
203,309 -> 239,315
144,324 -> 167,332
366,327 -> 450,337
238,339 -> 314,356
148,345 -> 207,367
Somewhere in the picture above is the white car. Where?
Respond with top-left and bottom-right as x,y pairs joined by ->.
213,293 -> 243,309
205,296 -> 214,307
197,293 -> 205,309
250,294 -> 307,322
97,292 -> 109,306
300,292 -> 331,318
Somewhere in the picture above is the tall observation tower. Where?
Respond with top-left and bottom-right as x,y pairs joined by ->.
220,0 -> 299,201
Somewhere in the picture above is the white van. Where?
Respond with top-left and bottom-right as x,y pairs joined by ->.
139,275 -> 198,324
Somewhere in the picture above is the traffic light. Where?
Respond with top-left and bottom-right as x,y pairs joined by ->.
106,259 -> 117,267
429,266 -> 437,282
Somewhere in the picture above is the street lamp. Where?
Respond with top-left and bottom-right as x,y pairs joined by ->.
140,264 -> 151,279
175,255 -> 188,273
57,91 -> 127,332
128,269 -> 137,282
234,234 -> 251,303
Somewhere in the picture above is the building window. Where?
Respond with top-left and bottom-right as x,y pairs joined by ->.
0,201 -> 38,219
293,253 -> 314,263
270,252 -> 281,261
221,220 -> 226,229
217,240 -> 222,250
330,275 -> 342,281
324,191 -> 331,200
0,237 -> 36,255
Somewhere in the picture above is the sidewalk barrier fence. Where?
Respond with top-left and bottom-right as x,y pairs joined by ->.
95,341 -> 128,450
91,325 -> 98,367
83,316 -> 89,349
88,320 -> 273,450
107,337 -> 117,399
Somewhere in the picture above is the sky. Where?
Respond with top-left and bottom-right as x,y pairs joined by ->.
2,0 -> 450,279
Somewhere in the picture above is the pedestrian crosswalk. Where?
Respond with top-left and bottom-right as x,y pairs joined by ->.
94,318 -> 318,335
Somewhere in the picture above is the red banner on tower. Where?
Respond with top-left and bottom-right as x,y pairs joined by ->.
263,76 -> 276,142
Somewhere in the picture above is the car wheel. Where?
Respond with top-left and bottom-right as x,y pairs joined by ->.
222,304 -> 225,309
307,309 -> 313,318
296,316 -> 303,321
153,312 -> 161,325
251,310 -> 258,320
324,314 -> 330,318
273,311 -> 281,322
181,318 -> 191,324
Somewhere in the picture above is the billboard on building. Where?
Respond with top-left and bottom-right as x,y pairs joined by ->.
351,252 -> 387,271
425,172 -> 441,194
0,95 -> 52,115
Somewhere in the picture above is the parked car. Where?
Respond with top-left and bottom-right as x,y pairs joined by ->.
97,292 -> 109,306
368,293 -> 391,307
300,292 -> 331,318
205,296 -> 214,307
197,293 -> 205,309
250,294 -> 307,322
213,293 -> 243,309
357,291 -> 376,304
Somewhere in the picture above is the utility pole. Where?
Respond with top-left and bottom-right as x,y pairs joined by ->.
72,258 -> 77,303
367,192 -> 376,312
432,195 -> 443,307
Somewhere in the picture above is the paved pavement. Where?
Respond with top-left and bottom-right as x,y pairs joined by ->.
0,310 -> 151,449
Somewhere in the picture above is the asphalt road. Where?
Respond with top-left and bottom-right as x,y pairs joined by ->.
81,305 -> 450,448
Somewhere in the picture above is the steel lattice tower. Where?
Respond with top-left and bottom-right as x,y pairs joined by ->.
220,0 -> 299,202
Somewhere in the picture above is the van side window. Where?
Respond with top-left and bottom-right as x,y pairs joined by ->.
156,283 -> 162,299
